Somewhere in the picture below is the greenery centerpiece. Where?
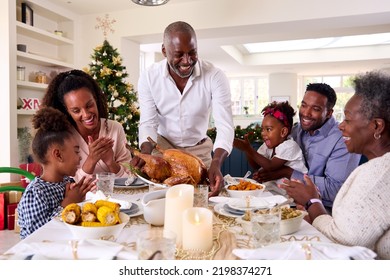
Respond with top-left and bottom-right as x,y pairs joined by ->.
207,122 -> 263,144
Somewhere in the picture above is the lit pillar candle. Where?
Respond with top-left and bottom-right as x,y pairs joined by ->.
164,184 -> 194,246
182,207 -> 213,251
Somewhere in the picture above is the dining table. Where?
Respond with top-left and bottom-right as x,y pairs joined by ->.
0,180 -> 343,260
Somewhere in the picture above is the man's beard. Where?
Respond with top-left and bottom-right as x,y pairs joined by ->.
168,61 -> 194,78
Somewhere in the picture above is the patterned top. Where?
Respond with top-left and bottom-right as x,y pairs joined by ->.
313,152 -> 390,259
17,176 -> 74,239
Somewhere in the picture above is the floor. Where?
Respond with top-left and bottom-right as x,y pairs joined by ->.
0,229 -> 21,254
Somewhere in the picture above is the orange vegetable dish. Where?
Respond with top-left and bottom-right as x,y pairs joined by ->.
227,181 -> 263,191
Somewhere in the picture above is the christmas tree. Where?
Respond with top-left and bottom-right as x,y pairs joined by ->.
84,40 -> 140,148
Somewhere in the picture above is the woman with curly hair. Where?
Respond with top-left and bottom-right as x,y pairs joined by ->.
17,107 -> 96,239
41,69 -> 131,181
234,101 -> 308,194
282,70 -> 390,259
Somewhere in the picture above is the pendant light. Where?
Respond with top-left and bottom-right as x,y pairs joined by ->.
131,0 -> 170,6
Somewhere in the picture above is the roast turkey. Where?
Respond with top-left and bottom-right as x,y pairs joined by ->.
132,150 -> 171,182
130,137 -> 208,186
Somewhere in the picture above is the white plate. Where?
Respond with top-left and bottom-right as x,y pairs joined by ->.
126,201 -> 143,218
115,177 -> 136,185
209,194 -> 286,206
114,178 -> 147,189
84,192 -> 132,209
228,197 -> 272,211
78,200 -> 143,218
262,195 -> 289,205
214,203 -> 244,218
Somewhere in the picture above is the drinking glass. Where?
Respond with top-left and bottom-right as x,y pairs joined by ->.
193,185 -> 209,208
250,208 -> 281,248
137,228 -> 176,260
96,172 -> 115,197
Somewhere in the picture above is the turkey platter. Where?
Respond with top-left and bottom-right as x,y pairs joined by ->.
125,137 -> 208,186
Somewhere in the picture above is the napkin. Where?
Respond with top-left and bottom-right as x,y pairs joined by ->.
6,239 -> 137,260
120,203 -> 139,215
86,190 -> 131,209
232,241 -> 377,260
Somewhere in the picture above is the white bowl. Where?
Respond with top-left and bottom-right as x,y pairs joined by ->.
236,208 -> 307,236
65,212 -> 129,240
225,180 -> 266,198
280,209 -> 307,235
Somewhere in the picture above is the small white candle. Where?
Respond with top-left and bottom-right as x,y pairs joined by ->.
182,207 -> 213,251
164,184 -> 194,246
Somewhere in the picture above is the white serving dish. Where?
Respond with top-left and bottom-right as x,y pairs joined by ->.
225,181 -> 266,198
280,209 -> 307,235
141,189 -> 167,226
236,208 -> 307,236
64,212 -> 129,241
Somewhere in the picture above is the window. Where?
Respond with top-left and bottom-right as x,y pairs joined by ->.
229,77 -> 269,115
302,75 -> 355,122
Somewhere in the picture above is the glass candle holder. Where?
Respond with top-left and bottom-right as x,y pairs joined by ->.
35,71 -> 47,84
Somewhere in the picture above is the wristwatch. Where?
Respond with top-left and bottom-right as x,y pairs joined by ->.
304,198 -> 322,210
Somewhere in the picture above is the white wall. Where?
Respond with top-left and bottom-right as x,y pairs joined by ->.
0,0 -> 17,181
74,0 -> 390,88
269,73 -> 298,107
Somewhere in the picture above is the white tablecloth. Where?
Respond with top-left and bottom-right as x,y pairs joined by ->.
2,190 -> 335,260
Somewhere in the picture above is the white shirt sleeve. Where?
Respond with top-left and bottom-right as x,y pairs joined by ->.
274,138 -> 308,174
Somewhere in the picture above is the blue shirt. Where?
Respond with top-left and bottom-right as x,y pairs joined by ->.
17,176 -> 74,239
291,116 -> 361,208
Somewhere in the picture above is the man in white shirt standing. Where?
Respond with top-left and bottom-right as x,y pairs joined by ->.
135,21 -> 234,197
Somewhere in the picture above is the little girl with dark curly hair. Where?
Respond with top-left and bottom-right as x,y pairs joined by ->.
17,107 -> 96,239
234,101 -> 308,194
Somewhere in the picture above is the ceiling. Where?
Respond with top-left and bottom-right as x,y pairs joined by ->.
46,0 -> 390,77
47,0 -> 187,15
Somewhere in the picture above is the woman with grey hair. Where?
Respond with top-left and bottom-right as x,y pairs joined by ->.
281,70 -> 390,259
